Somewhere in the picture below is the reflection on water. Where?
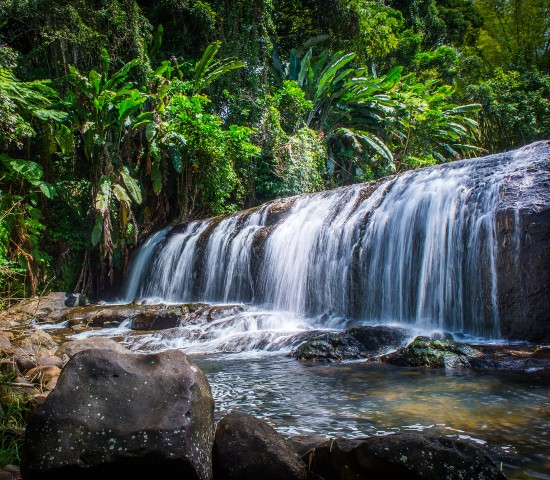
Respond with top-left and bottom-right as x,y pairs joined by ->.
194,355 -> 550,480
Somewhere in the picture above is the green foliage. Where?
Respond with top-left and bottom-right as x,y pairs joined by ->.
67,56 -> 148,282
141,0 -> 217,60
191,41 -> 245,94
351,1 -> 404,69
274,127 -> 326,196
0,372 -> 32,467
0,0 -> 546,299
475,0 -> 550,71
388,77 -> 481,168
166,93 -> 258,217
463,68 -> 550,151
273,81 -> 313,134
0,63 -> 63,299
1,0 -> 152,77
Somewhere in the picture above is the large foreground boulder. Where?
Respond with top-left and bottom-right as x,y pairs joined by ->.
22,349 -> 214,480
213,411 -> 307,480
304,434 -> 506,479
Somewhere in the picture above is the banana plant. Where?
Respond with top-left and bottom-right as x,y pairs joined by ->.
0,68 -> 66,295
190,41 -> 245,94
68,52 -> 148,283
390,76 -> 481,167
143,42 -> 246,199
272,47 -> 401,177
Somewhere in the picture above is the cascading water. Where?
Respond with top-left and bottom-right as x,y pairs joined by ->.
120,143 -> 549,345
67,143 -> 548,480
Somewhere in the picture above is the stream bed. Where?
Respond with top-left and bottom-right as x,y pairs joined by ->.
38,306 -> 550,480
195,354 -> 550,480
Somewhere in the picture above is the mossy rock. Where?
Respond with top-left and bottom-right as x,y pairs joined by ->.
382,336 -> 480,368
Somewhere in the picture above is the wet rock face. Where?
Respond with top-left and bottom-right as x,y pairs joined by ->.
304,434 -> 506,480
291,326 -> 411,361
495,141 -> 550,343
22,349 -> 214,480
213,412 -> 307,480
496,207 -> 550,343
382,336 -> 480,368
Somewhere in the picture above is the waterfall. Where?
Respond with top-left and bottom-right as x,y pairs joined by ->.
121,143 -> 549,338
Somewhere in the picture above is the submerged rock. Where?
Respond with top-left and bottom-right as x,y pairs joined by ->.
470,344 -> 550,375
213,411 -> 307,480
304,434 -> 506,480
291,326 -> 411,361
382,336 -> 480,368
22,348 -> 214,480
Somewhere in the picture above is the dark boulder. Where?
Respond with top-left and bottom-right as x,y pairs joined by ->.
63,293 -> 90,307
348,326 -> 411,353
291,331 -> 366,360
304,434 -> 506,480
130,309 -> 180,330
22,348 -> 214,480
291,326 -> 411,361
382,336 -> 480,368
213,411 -> 307,480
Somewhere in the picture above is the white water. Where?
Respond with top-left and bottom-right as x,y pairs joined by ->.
119,144 -> 546,343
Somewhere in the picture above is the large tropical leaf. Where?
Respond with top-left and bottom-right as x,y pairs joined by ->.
313,52 -> 356,103
120,167 -> 142,204
91,215 -> 103,246
95,176 -> 113,212
194,41 -> 222,85
104,59 -> 141,91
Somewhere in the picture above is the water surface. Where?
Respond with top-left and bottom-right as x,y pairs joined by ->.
194,354 -> 550,480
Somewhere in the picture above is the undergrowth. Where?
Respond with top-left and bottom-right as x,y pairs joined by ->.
0,371 -> 31,467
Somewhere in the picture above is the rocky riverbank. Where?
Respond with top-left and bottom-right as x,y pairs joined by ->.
2,292 -> 549,478
2,337 -> 506,480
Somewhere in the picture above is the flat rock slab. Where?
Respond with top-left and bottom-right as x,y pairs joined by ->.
55,303 -> 245,332
22,348 -> 214,480
0,292 -> 89,325
304,434 -> 506,480
471,344 -> 550,375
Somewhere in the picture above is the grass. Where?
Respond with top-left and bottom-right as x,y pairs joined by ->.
0,372 -> 31,467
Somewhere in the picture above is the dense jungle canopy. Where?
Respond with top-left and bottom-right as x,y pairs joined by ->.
0,0 -> 548,300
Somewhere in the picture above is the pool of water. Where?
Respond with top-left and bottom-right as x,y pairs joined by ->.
194,354 -> 550,480
42,308 -> 550,479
